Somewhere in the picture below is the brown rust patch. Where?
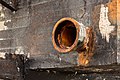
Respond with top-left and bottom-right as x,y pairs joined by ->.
107,0 -> 117,25
78,27 -> 94,66
117,0 -> 120,25
52,18 -> 95,66
57,22 -> 76,48
52,18 -> 80,53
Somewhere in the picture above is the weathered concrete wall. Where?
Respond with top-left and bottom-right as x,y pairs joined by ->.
0,0 -> 118,70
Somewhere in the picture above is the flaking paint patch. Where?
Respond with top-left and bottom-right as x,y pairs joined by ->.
15,47 -> 24,55
99,4 -> 115,42
0,4 -> 10,31
0,52 -> 6,59
78,23 -> 86,42
78,27 -> 94,66
0,21 -> 8,30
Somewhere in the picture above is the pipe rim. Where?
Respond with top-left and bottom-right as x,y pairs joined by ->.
52,17 -> 80,53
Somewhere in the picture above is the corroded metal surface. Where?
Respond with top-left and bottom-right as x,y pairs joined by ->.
0,0 -> 119,79
0,0 -> 118,71
78,27 -> 94,66
52,18 -> 87,53
52,18 -> 94,66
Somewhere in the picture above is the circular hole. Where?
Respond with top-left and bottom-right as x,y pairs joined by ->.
54,20 -> 77,49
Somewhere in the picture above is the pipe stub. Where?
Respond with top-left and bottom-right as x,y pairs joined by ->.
52,18 -> 80,53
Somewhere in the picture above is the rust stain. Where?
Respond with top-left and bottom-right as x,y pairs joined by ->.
117,0 -> 120,25
52,18 -> 80,53
107,0 -> 117,25
57,23 -> 75,49
52,18 -> 95,66
78,27 -> 94,66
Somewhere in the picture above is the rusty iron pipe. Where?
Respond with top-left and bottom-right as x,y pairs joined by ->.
52,18 -> 93,53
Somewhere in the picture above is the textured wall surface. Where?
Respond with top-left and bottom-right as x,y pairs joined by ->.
25,69 -> 120,80
0,0 -> 119,80
0,0 -> 118,69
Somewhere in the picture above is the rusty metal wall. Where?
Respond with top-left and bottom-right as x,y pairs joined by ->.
0,0 -> 118,69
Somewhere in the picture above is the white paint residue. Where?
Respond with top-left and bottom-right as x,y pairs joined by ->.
0,38 -> 12,40
99,4 -> 115,42
17,67 -> 20,72
0,4 -> 10,31
0,52 -> 6,59
0,21 -> 7,30
27,52 -> 30,58
6,19 -> 11,22
78,23 -> 86,42
15,47 -> 24,55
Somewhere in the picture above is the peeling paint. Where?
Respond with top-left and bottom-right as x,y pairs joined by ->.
0,4 -> 11,31
0,21 -> 8,30
15,47 -> 24,55
0,0 -> 118,74
99,4 -> 115,42
78,23 -> 86,42
78,27 -> 94,66
0,5 -> 7,31
0,38 -> 13,40
17,67 -> 20,72
0,52 -> 6,59
27,52 -> 30,58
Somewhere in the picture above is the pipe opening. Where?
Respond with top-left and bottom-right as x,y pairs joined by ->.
54,20 -> 77,49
